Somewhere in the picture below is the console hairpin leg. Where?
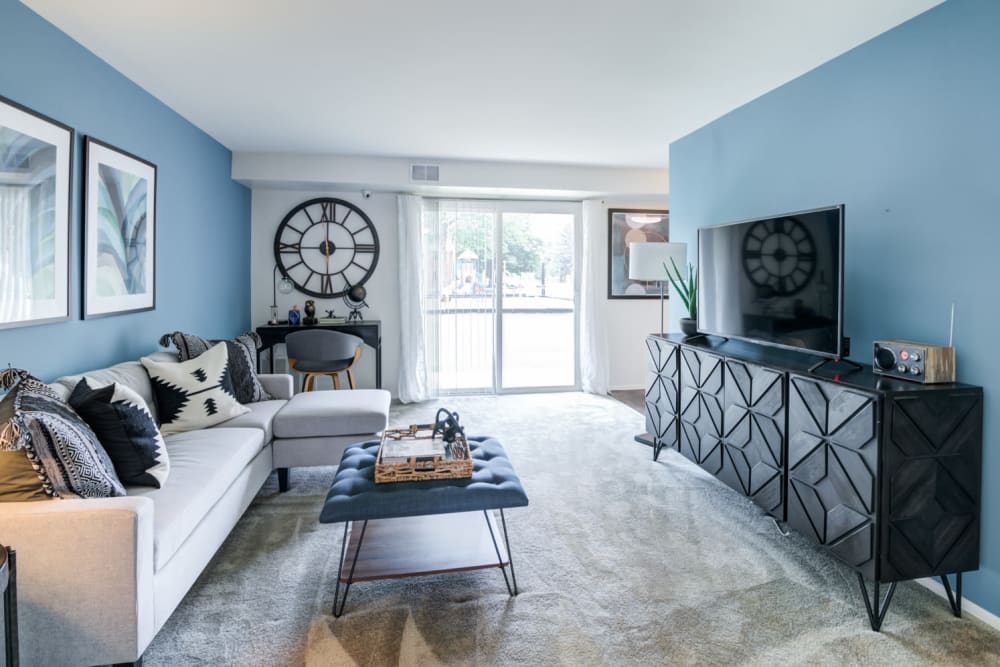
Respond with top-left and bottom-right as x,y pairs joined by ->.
332,520 -> 368,618
484,509 -> 518,596
940,572 -> 963,617
857,573 -> 897,632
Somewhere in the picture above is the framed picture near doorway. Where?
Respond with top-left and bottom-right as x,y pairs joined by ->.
607,208 -> 669,299
83,137 -> 157,318
0,95 -> 74,330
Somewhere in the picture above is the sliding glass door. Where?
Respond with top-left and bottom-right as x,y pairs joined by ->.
429,200 -> 579,394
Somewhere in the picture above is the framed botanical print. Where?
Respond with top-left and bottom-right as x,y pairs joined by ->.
0,95 -> 73,329
83,137 -> 157,318
607,208 -> 669,298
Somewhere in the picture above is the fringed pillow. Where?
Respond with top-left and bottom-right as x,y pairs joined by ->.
159,330 -> 271,404
0,368 -> 126,500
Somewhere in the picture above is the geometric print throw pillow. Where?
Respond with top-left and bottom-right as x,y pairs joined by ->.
69,378 -> 170,488
141,342 -> 249,435
159,330 -> 271,404
0,368 -> 126,499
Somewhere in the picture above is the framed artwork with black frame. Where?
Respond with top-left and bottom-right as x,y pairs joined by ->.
83,137 -> 157,318
607,208 -> 669,299
0,95 -> 74,330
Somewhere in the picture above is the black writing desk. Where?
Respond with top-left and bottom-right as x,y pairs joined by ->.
255,321 -> 382,389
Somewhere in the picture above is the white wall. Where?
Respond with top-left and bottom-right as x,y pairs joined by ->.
585,197 -> 673,390
250,189 -> 400,394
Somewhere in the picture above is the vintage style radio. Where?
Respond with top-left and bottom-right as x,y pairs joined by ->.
873,340 -> 955,384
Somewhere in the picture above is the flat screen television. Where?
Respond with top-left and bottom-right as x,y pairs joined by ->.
697,205 -> 845,358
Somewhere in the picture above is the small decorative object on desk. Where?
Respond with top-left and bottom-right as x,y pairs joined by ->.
376,408 -> 472,483
303,300 -> 317,325
344,284 -> 369,322
288,305 -> 301,326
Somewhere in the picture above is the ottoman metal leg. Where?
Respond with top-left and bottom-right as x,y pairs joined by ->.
333,520 -> 369,618
277,468 -> 289,492
484,509 -> 518,596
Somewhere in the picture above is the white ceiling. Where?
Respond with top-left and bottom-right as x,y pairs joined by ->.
24,0 -> 941,168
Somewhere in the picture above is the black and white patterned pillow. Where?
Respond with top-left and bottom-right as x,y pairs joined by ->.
159,330 -> 271,404
69,378 -> 170,488
141,342 -> 250,435
0,369 -> 126,499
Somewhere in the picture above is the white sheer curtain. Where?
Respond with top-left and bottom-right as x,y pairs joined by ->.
580,200 -> 610,394
397,194 -> 435,402
0,186 -> 32,323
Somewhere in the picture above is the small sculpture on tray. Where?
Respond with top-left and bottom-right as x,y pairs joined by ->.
431,408 -> 464,446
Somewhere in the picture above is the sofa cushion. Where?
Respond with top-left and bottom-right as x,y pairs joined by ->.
52,351 -> 177,422
214,399 -> 285,442
161,330 -> 271,404
129,427 -> 265,570
272,390 -> 390,439
141,343 -> 249,435
0,370 -> 126,500
69,379 -> 170,488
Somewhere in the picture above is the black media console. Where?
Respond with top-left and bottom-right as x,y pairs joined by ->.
643,333 -> 983,631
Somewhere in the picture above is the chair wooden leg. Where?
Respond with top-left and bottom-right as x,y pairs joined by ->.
332,373 -> 341,390
347,369 -> 356,389
305,374 -> 315,392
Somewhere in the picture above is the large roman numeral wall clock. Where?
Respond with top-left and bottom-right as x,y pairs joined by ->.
273,197 -> 380,298
741,217 -> 816,296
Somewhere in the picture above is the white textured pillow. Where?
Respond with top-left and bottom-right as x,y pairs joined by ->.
141,342 -> 249,435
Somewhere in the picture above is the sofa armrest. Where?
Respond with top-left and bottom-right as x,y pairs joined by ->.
0,496 -> 155,666
259,373 -> 294,400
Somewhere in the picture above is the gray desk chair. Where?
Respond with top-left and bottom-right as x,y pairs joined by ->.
285,329 -> 363,390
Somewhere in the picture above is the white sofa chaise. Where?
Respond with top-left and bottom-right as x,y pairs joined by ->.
0,351 -> 390,667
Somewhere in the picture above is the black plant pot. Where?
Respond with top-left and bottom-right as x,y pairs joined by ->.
680,318 -> 698,336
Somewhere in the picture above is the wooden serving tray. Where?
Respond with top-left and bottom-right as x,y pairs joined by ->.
375,425 -> 473,483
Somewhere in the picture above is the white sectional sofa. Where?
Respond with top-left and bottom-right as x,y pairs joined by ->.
0,351 -> 389,667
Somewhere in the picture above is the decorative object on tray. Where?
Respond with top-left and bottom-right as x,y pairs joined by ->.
607,208 -> 669,299
288,305 -> 300,326
0,95 -> 73,330
273,197 -> 380,298
376,408 -> 472,483
344,284 -> 369,322
303,299 -> 318,325
664,254 -> 698,336
83,137 -> 157,318
320,309 -> 346,324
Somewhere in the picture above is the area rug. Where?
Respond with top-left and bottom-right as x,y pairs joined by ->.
143,393 -> 1000,666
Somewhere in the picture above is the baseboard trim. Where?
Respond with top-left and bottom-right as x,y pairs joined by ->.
916,577 -> 1000,631
610,384 -> 645,391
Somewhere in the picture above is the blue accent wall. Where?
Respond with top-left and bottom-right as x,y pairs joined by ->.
0,0 -> 251,380
669,0 -> 1000,615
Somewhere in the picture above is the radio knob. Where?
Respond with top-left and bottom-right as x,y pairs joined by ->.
911,352 -> 921,362
910,365 -> 921,375
897,364 -> 907,373
875,346 -> 896,371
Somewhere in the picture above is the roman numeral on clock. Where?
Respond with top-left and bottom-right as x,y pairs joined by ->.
278,242 -> 301,254
322,274 -> 335,296
319,201 -> 334,222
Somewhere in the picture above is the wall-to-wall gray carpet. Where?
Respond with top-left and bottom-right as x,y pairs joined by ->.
143,393 -> 1000,666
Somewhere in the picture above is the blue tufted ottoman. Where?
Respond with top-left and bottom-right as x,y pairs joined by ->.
320,436 -> 529,616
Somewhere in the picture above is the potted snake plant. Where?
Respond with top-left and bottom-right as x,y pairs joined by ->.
664,257 -> 698,336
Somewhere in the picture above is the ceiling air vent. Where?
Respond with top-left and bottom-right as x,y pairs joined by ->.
410,164 -> 440,182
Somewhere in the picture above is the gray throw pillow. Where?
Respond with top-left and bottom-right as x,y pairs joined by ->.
0,369 -> 126,500
159,330 -> 271,404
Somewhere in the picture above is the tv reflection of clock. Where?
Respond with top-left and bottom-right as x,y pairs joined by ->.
741,217 -> 816,296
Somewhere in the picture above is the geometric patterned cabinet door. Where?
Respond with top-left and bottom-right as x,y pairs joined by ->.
881,389 -> 982,582
679,347 -> 725,475
720,360 -> 785,519
645,337 -> 680,460
787,375 -> 880,579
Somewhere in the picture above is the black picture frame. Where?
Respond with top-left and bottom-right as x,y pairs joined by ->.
0,94 -> 74,330
607,207 -> 670,299
83,137 -> 157,319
